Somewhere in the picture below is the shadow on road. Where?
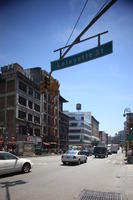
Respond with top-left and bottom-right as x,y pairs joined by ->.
60,163 -> 87,167
0,180 -> 27,200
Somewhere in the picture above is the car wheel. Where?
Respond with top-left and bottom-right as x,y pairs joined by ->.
63,161 -> 67,165
85,158 -> 87,163
22,163 -> 31,173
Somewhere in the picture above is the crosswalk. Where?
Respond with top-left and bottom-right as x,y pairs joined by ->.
105,159 -> 124,165
27,153 -> 125,166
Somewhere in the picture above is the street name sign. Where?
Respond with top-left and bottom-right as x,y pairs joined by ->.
127,134 -> 133,141
51,41 -> 113,72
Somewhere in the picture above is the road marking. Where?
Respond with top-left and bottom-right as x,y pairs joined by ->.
32,162 -> 48,166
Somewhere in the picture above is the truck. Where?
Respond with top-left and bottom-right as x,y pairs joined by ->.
111,144 -> 118,154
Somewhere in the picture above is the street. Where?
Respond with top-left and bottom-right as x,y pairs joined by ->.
0,150 -> 132,200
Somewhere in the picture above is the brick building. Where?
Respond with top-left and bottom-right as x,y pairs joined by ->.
0,63 -> 60,151
59,96 -> 69,152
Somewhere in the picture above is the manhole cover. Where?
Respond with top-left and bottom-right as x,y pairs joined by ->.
78,190 -> 123,200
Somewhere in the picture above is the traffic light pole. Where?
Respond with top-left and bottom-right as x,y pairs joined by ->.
54,31 -> 108,59
51,0 -> 117,62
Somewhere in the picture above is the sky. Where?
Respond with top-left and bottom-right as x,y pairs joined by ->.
0,0 -> 133,136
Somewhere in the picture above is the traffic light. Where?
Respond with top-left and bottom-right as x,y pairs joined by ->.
50,79 -> 60,96
129,127 -> 133,134
40,81 -> 46,93
40,76 -> 51,93
44,76 -> 50,90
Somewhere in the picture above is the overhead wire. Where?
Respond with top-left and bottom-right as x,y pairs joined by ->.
62,0 -> 110,56
62,0 -> 88,53
94,0 -> 109,18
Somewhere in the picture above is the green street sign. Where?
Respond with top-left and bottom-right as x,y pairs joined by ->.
51,41 -> 113,72
127,134 -> 133,141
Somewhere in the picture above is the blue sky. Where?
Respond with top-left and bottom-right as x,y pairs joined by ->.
0,0 -> 133,135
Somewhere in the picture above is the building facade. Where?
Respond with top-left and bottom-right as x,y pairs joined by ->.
91,116 -> 100,145
0,63 -> 60,151
64,111 -> 92,149
59,96 -> 69,152
99,131 -> 108,145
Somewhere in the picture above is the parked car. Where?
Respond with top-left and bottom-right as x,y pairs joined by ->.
61,150 -> 87,165
94,146 -> 108,158
0,151 -> 33,176
79,149 -> 92,156
111,144 -> 118,154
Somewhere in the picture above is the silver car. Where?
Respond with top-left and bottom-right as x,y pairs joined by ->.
0,151 -> 33,176
61,150 -> 87,165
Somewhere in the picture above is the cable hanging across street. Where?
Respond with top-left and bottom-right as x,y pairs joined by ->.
63,0 -> 89,53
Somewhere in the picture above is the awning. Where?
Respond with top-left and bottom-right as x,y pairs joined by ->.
50,142 -> 57,145
43,142 -> 50,146
8,141 -> 16,145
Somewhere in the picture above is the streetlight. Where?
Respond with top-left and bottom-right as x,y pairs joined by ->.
123,108 -> 131,117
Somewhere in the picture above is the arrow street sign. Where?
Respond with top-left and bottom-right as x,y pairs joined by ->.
51,41 -> 113,72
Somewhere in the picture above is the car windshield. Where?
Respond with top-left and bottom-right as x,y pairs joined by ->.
65,150 -> 78,155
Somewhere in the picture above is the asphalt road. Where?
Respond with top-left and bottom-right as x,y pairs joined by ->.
0,150 -> 132,200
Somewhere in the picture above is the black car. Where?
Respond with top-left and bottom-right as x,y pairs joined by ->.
94,146 -> 108,158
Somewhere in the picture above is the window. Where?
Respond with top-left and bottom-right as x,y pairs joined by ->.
19,81 -> 27,93
28,114 -> 32,122
34,116 -> 40,124
44,94 -> 47,100
19,96 -> 26,106
44,103 -> 47,112
28,101 -> 33,109
70,123 -> 78,127
29,87 -> 33,96
69,129 -> 81,133
44,114 -> 47,123
19,125 -> 27,135
0,152 -> 16,160
34,91 -> 40,100
69,135 -> 80,140
34,128 -> 40,136
34,103 -> 40,112
28,128 -> 33,135
71,117 -> 75,120
18,110 -> 26,119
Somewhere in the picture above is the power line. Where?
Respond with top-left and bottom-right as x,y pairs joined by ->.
61,0 -> 117,59
63,0 -> 88,53
94,0 -> 109,18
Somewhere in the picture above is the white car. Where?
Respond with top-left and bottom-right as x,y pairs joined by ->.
61,150 -> 87,165
0,151 -> 33,176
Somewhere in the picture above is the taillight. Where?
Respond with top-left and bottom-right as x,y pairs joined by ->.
73,156 -> 76,159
